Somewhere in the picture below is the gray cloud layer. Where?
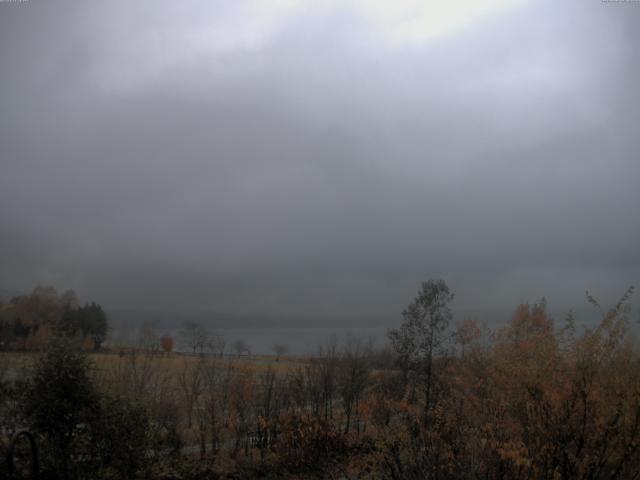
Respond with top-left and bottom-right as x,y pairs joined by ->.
1,0 -> 639,316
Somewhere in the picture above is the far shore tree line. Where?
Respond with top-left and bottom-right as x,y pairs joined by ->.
0,286 -> 108,351
0,285 -> 286,360
136,320 -> 285,359
134,320 -> 253,358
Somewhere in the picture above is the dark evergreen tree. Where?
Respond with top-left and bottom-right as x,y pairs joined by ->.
23,336 -> 99,478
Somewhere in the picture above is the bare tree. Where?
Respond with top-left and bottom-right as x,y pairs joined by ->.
232,338 -> 250,358
198,357 -> 227,457
305,340 -> 339,421
138,321 -> 160,353
177,357 -> 203,428
338,337 -> 372,433
206,331 -> 226,357
255,366 -> 279,459
179,321 -> 209,354
272,343 -> 288,361
228,365 -> 255,457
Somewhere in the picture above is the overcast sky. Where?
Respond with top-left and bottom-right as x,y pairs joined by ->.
0,0 -> 639,317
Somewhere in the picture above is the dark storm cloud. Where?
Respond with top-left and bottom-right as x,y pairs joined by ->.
1,0 -> 639,316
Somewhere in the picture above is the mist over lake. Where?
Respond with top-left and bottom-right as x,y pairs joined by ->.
107,305 -> 619,354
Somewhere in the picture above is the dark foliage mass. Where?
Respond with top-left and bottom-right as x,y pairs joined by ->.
0,286 -> 108,351
1,280 -> 639,479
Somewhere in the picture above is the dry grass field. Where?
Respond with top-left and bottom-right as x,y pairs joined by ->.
1,350 -> 303,376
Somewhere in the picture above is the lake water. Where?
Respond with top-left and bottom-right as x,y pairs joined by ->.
217,325 -> 390,355
108,304 -> 616,355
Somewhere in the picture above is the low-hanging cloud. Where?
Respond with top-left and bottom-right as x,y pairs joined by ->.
1,0 -> 638,317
